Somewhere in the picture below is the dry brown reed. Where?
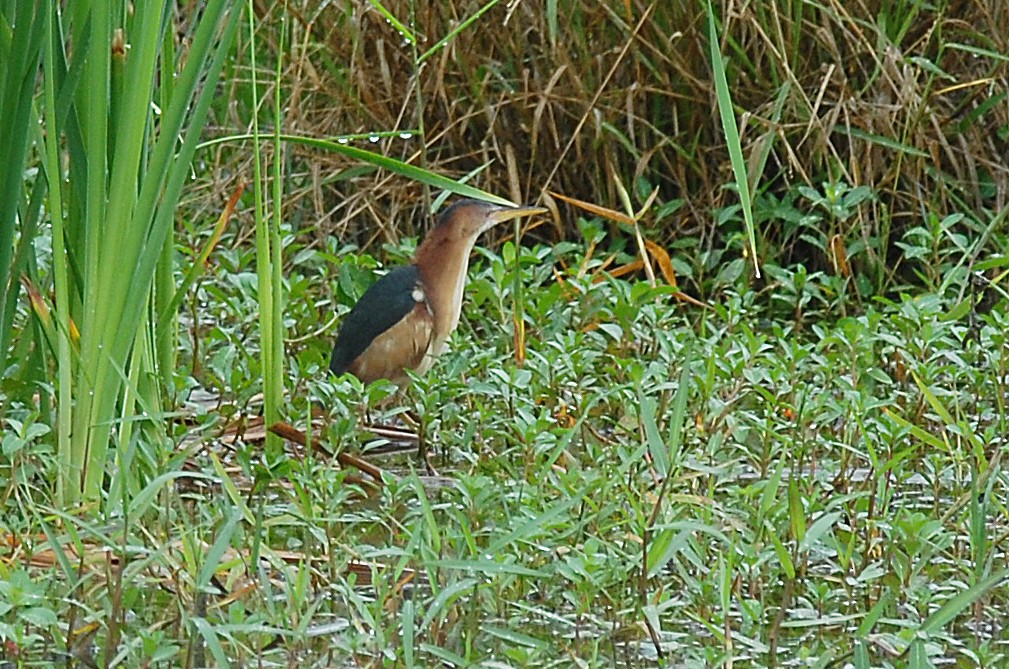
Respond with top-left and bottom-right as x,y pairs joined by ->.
201,0 -> 1009,274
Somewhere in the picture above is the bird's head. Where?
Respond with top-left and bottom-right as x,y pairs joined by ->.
431,199 -> 548,242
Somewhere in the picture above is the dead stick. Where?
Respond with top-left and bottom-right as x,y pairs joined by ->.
268,421 -> 388,483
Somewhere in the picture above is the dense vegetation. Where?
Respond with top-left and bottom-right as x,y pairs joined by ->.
1,0 -> 1008,666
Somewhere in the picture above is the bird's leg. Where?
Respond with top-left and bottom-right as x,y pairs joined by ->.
352,389 -> 421,456
416,418 -> 441,477
415,410 -> 436,475
361,389 -> 396,430
398,386 -> 436,474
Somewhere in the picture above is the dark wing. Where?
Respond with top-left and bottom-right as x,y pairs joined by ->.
330,265 -> 423,376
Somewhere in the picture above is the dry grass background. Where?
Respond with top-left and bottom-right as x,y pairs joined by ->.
200,0 -> 1007,284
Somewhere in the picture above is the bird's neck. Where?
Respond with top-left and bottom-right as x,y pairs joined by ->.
416,233 -> 477,338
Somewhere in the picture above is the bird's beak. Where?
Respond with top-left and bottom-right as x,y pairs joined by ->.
487,204 -> 548,225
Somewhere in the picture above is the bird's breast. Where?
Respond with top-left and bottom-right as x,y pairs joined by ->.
419,245 -> 472,340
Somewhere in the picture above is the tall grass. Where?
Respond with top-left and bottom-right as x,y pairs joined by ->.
0,0 -> 45,387
2,2 -> 243,509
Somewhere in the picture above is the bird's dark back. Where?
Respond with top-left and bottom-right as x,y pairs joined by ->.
329,265 -> 423,376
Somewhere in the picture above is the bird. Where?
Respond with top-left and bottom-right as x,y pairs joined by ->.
329,198 -> 547,385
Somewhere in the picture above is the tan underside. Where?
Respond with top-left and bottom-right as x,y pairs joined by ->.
348,303 -> 435,384
419,240 -> 471,364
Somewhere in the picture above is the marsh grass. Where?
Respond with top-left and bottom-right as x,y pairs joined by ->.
11,243 -> 1005,667
2,0 -> 1009,667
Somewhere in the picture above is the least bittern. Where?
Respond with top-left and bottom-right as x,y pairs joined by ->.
330,199 -> 547,383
